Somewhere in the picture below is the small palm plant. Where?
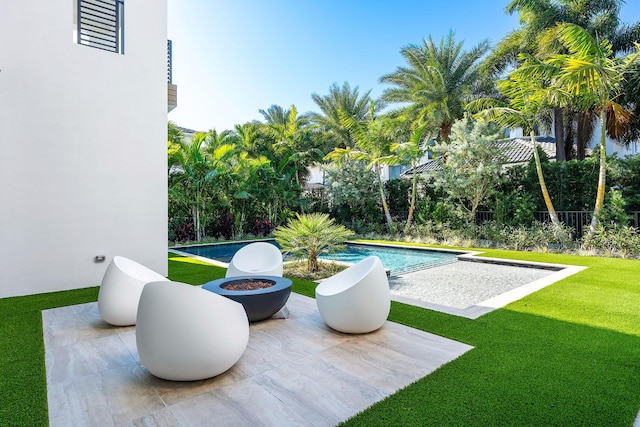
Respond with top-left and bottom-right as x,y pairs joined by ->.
274,213 -> 354,273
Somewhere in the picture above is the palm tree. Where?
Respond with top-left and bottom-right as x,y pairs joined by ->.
545,23 -> 640,232
469,66 -> 564,233
233,122 -> 260,151
202,129 -> 237,156
311,82 -> 380,148
487,0 -> 640,160
325,103 -> 399,231
390,121 -> 433,232
167,121 -> 184,174
227,151 -> 272,238
258,104 -> 326,215
258,104 -> 289,125
261,105 -> 322,187
168,132 -> 217,241
274,213 -> 354,273
380,30 -> 490,142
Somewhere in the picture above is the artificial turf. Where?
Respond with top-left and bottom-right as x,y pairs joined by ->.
0,247 -> 638,426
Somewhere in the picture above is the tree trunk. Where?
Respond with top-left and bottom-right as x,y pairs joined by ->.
589,108 -> 608,233
376,166 -> 394,231
440,122 -> 452,142
193,205 -> 201,242
576,110 -> 594,161
554,108 -> 566,161
564,111 -> 575,161
307,249 -> 318,272
404,164 -> 418,233
531,131 -> 564,244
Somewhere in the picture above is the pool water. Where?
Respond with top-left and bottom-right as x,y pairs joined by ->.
174,241 -> 460,276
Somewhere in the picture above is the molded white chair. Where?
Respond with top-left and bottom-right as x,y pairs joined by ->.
226,242 -> 283,278
136,280 -> 249,381
315,256 -> 390,334
98,256 -> 167,326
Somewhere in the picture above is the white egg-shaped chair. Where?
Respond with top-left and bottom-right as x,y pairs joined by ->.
98,256 -> 168,326
226,242 -> 283,278
136,280 -> 249,381
315,256 -> 390,334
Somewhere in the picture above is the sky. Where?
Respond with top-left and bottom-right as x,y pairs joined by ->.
167,0 -> 640,133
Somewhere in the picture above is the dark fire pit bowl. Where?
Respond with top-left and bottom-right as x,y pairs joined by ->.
202,276 -> 292,322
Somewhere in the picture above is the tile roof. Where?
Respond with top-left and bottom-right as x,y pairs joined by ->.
402,137 -> 588,176
177,126 -> 199,134
494,137 -> 556,164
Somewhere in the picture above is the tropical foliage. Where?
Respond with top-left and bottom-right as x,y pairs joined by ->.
167,6 -> 640,257
485,0 -> 640,160
324,103 -> 399,231
433,116 -> 504,221
380,30 -> 490,141
469,62 -> 564,232
541,23 -> 640,231
273,213 -> 354,272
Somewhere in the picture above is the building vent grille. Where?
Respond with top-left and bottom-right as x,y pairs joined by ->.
77,0 -> 124,54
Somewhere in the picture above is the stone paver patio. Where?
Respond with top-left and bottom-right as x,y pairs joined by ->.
44,292 -> 472,426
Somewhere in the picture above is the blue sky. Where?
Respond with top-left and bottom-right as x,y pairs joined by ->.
167,0 -> 640,132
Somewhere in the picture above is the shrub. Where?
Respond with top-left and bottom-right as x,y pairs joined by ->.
273,213 -> 354,272
385,178 -> 411,212
581,226 -> 640,258
250,219 -> 274,237
171,222 -> 195,243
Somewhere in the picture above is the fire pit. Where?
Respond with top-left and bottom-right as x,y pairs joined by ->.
202,276 -> 292,322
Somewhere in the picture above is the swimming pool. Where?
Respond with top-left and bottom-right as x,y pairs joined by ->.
173,241 -> 461,276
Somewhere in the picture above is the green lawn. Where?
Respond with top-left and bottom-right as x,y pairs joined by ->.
1,244 -> 639,426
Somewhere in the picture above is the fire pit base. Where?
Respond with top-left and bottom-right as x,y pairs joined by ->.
202,276 -> 292,322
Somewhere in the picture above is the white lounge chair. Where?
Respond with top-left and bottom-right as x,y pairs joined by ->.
226,242 -> 283,277
315,256 -> 390,334
136,280 -> 249,381
97,256 -> 167,326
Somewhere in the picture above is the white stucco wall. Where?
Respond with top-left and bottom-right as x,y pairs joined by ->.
512,119 -> 639,158
0,0 -> 168,297
306,165 -> 325,185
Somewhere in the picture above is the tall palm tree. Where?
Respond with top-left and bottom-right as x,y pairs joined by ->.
380,30 -> 490,142
258,104 -> 289,126
202,129 -> 237,157
545,23 -> 640,232
469,66 -> 563,233
325,103 -> 399,231
487,0 -> 640,160
311,82 -> 380,148
261,105 -> 321,187
233,122 -> 260,151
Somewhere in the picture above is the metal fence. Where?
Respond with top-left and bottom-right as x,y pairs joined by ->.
475,211 -> 640,238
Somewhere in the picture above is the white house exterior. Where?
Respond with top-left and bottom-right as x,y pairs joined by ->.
0,0 -> 168,297
509,123 -> 639,158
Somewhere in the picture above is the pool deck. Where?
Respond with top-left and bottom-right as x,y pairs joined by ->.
45,244 -> 592,425
44,293 -> 472,426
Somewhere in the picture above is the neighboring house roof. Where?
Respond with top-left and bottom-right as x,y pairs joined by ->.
177,126 -> 199,134
494,137 -> 556,164
402,137 -> 590,177
406,159 -> 444,174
